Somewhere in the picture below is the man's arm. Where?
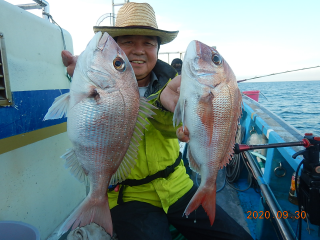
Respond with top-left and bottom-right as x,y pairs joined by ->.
159,75 -> 181,113
149,75 -> 190,142
158,75 -> 190,142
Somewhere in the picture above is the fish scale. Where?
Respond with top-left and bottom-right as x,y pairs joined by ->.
173,40 -> 242,225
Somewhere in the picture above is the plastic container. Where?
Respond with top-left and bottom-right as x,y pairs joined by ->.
288,172 -> 299,205
243,90 -> 260,102
0,221 -> 40,240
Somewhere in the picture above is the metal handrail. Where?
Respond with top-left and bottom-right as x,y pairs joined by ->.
158,51 -> 185,64
96,13 -> 116,27
17,0 -> 50,20
244,151 -> 296,240
112,0 -> 129,26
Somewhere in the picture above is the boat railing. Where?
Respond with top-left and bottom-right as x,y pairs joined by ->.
96,0 -> 130,27
16,0 -> 50,20
158,51 -> 185,64
159,46 -> 215,64
243,151 -> 297,240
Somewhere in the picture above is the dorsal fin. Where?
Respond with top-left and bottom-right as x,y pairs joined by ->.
219,87 -> 242,169
109,97 -> 157,185
44,92 -> 70,120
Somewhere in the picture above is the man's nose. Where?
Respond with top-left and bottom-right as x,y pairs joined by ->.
132,44 -> 145,55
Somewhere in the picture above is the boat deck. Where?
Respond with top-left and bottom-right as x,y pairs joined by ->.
209,170 -> 252,235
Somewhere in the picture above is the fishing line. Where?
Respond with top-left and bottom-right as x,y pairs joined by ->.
43,12 -> 66,50
216,168 -> 226,193
195,168 -> 227,192
43,12 -> 72,82
237,65 -> 320,83
259,92 -> 269,101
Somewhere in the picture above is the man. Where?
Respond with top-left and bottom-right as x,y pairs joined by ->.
62,2 -> 253,240
171,58 -> 183,75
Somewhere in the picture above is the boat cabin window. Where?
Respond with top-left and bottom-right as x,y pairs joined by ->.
0,32 -> 13,106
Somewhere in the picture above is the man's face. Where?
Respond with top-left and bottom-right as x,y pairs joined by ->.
117,35 -> 158,81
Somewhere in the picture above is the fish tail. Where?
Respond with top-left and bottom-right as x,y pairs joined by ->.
184,185 -> 216,225
57,195 -> 113,237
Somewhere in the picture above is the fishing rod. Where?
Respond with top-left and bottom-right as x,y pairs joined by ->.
237,65 -> 320,83
234,138 -> 313,154
234,133 -> 320,240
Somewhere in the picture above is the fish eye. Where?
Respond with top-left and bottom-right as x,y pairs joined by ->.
212,54 -> 222,65
113,57 -> 126,71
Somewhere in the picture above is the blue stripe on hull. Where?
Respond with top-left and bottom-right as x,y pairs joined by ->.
0,89 -> 69,140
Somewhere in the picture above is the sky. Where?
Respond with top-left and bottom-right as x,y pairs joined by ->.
4,0 -> 320,82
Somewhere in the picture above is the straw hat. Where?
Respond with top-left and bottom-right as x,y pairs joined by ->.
93,2 -> 178,45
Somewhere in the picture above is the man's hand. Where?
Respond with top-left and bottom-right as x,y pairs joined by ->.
159,75 -> 190,142
176,126 -> 190,142
160,75 -> 181,112
61,50 -> 78,77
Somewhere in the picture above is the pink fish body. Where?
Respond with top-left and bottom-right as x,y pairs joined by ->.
45,32 -> 155,237
173,40 -> 242,225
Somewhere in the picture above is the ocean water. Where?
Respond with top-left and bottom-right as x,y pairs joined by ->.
238,80 -> 320,136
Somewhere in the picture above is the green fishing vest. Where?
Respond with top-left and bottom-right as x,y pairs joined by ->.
107,60 -> 193,213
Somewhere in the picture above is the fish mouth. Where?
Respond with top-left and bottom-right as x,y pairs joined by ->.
197,73 -> 215,77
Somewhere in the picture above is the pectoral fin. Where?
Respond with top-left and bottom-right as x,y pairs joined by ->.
44,92 -> 70,120
173,99 -> 186,128
197,92 -> 214,146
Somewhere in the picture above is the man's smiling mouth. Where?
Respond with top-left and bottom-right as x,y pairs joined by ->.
130,60 -> 145,64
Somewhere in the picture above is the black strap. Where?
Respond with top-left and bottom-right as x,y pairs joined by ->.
117,152 -> 182,205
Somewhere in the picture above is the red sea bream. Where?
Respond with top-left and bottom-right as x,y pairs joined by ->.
44,32 -> 155,237
173,40 -> 242,225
